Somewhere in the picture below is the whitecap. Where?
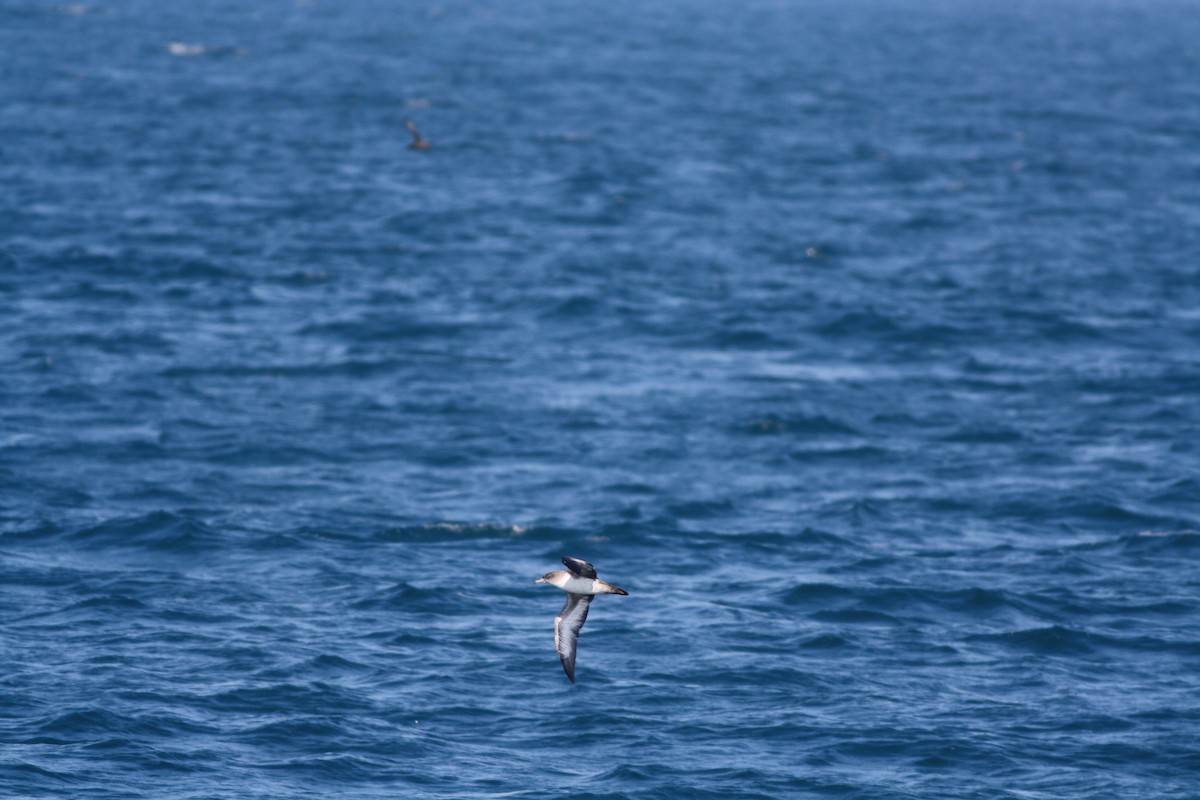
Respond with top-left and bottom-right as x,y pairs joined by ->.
166,42 -> 206,57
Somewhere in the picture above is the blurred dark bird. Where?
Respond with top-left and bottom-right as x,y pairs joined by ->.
405,118 -> 432,150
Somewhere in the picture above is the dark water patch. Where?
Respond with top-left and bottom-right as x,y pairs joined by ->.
780,582 -> 855,607
1040,714 -> 1135,734
665,499 -> 734,520
1130,707 -> 1200,725
537,294 -> 605,320
274,269 -> 338,287
35,708 -> 129,737
557,412 -> 608,431
32,707 -> 206,741
254,654 -> 375,682
869,410 -> 959,429
931,587 -> 1040,616
941,426 -> 1024,444
383,632 -> 440,648
992,494 -> 1181,531
800,633 -> 854,650
252,753 -> 398,783
155,259 -> 245,282
35,383 -> 102,406
19,244 -> 128,276
305,654 -> 372,673
1025,586 -> 1196,619
199,442 -> 348,467
43,281 -> 143,305
299,315 -> 477,344
1070,741 -> 1161,767
1060,530 -> 1200,557
206,683 -> 372,715
815,309 -> 902,339
743,413 -> 859,437
781,528 -> 859,550
902,587 -> 1027,621
236,717 -> 354,746
965,626 -> 1099,656
1149,478 -> 1200,505
1011,311 -> 1110,343
785,584 -> 1049,625
158,359 -> 405,380
787,444 -> 891,463
0,762 -> 80,785
64,594 -> 148,612
648,665 -> 824,689
601,481 -> 660,496
810,608 -> 902,626
706,327 -> 790,350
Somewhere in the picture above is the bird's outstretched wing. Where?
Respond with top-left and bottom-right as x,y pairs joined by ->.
404,118 -> 422,143
404,118 -> 431,149
561,556 -> 597,579
554,593 -> 592,683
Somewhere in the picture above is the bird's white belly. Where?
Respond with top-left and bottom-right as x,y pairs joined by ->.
560,575 -> 600,594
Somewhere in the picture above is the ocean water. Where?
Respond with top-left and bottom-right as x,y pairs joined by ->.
2,0 -> 1199,797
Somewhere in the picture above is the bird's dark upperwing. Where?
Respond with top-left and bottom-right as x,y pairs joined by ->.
561,556 -> 597,579
554,593 -> 592,683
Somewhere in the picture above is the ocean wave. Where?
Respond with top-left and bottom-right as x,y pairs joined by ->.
61,511 -> 223,553
966,626 -> 1200,657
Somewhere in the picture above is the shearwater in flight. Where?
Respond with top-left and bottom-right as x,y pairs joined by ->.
404,118 -> 432,150
535,556 -> 628,683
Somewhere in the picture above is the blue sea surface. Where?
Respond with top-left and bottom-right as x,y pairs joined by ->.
2,0 -> 1199,797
